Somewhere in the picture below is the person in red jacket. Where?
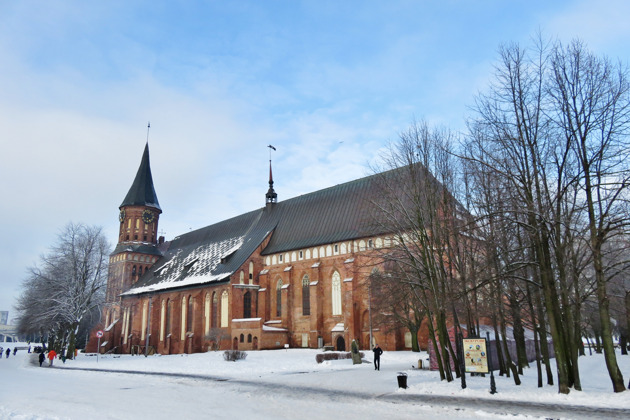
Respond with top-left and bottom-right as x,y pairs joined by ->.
47,350 -> 57,367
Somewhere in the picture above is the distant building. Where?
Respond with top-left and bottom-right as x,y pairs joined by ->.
92,144 -> 411,355
0,311 -> 18,342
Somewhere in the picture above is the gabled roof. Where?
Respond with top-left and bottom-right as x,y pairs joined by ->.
120,143 -> 161,210
122,171 -> 391,296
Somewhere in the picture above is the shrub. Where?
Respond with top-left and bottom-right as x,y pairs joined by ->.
223,350 -> 247,362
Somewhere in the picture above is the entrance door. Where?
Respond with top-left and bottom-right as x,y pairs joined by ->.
335,336 -> 345,351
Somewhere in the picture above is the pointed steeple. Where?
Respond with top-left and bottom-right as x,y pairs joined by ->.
266,160 -> 277,205
120,143 -> 161,210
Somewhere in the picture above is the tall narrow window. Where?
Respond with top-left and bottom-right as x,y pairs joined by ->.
332,271 -> 342,316
141,301 -> 148,340
243,291 -> 251,319
187,295 -> 193,333
181,296 -> 187,340
276,279 -> 283,317
160,300 -> 166,341
248,262 -> 254,284
302,274 -> 310,316
204,293 -> 210,335
220,291 -> 229,327
211,292 -> 218,328
166,300 -> 172,336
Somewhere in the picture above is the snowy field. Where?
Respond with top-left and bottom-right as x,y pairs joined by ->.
0,342 -> 628,420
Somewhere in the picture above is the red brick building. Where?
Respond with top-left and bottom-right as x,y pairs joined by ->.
94,144 -> 411,355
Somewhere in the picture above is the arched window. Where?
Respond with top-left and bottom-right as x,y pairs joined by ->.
332,271 -> 342,316
211,292 -> 218,328
187,295 -> 193,333
221,291 -> 229,327
166,299 -> 172,337
302,275 -> 310,316
204,293 -> 210,335
240,333 -> 244,343
132,265 -> 137,276
160,300 -> 166,341
138,266 -> 143,276
243,291 -> 251,319
247,333 -> 252,343
248,262 -> 254,284
239,271 -> 244,284
141,300 -> 148,340
276,279 -> 283,317
180,296 -> 187,340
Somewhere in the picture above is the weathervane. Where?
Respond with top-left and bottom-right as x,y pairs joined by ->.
146,121 -> 151,144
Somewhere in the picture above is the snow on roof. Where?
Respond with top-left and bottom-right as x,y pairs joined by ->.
331,323 -> 344,332
104,319 -> 119,332
123,235 -> 245,295
262,325 -> 288,332
232,318 -> 262,322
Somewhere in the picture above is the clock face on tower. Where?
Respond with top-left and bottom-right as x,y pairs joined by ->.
119,209 -> 126,223
142,209 -> 155,224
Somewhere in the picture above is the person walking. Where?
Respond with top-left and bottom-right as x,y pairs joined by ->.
13,348 -> 17,356
373,343 -> 383,371
39,352 -> 45,367
5,348 -> 10,358
47,349 -> 57,367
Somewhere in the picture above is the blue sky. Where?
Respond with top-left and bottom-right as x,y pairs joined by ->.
1,0 -> 629,316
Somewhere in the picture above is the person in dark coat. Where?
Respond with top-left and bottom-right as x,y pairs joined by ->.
13,348 -> 17,356
373,344 -> 383,371
5,348 -> 10,358
39,352 -> 45,367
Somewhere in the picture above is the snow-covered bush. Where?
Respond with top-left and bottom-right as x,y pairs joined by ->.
223,350 -> 247,361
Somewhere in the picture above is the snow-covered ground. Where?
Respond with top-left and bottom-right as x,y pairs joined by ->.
0,342 -> 628,419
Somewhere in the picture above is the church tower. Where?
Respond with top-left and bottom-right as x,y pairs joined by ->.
103,142 -> 163,328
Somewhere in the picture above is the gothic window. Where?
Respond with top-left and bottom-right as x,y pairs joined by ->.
221,291 -> 229,327
302,275 -> 310,316
138,266 -> 142,276
204,293 -> 210,335
239,271 -> 244,284
166,299 -> 172,337
132,265 -> 137,276
141,300 -> 148,340
332,271 -> 342,316
211,292 -> 218,328
248,262 -> 254,284
276,279 -> 283,317
187,295 -> 193,333
160,300 -> 166,341
247,333 -> 252,343
243,291 -> 251,319
240,333 -> 244,343
181,296 -> 187,340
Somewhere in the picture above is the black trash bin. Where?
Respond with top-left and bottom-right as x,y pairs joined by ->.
397,372 -> 408,389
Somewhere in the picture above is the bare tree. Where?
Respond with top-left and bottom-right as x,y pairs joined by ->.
548,39 -> 630,392
16,223 -> 110,359
370,121 -> 475,381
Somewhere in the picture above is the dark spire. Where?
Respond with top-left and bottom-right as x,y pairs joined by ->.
120,142 -> 161,210
266,159 -> 277,204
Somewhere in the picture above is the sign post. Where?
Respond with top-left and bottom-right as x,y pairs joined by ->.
462,337 -> 489,374
96,330 -> 104,363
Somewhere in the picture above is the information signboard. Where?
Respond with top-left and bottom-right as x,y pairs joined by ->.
462,338 -> 489,373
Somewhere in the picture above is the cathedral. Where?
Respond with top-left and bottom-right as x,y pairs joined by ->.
94,143 -> 411,355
